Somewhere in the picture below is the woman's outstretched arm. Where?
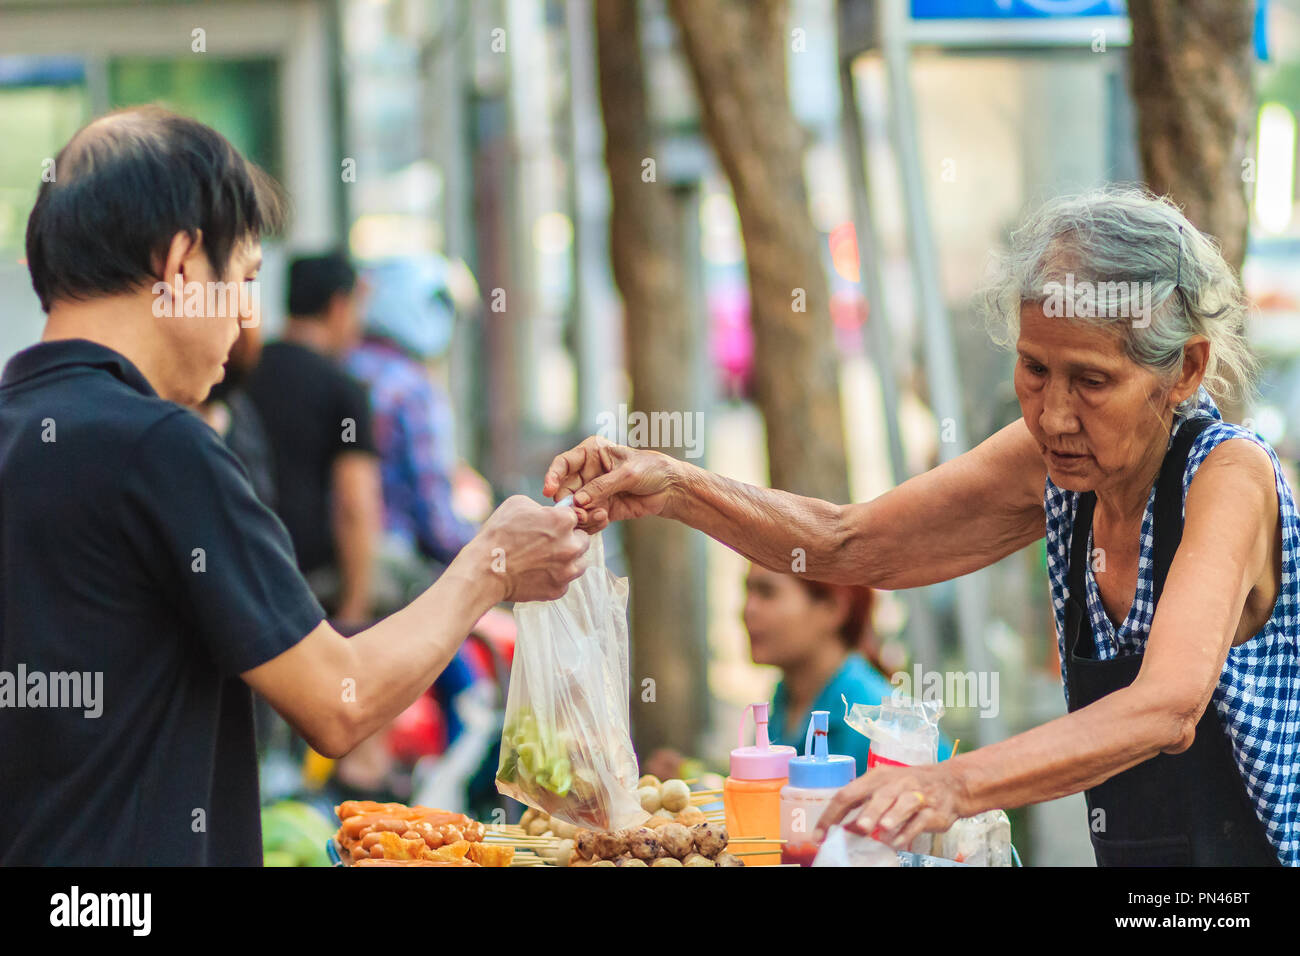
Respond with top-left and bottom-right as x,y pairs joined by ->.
544,417 -> 1048,590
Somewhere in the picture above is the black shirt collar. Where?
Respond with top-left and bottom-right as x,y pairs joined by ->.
1,338 -> 157,397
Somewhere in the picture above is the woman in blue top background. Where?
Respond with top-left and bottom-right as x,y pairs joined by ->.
745,564 -> 953,771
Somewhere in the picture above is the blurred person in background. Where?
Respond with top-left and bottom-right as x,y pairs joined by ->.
643,567 -> 947,783
196,315 -> 285,760
746,566 -> 917,772
333,255 -> 499,809
749,567 -> 952,772
343,255 -> 480,613
245,253 -> 382,631
198,312 -> 276,507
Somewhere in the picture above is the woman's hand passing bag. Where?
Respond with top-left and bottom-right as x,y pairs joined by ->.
543,436 -> 682,532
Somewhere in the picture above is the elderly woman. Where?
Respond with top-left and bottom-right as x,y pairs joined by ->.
544,188 -> 1297,866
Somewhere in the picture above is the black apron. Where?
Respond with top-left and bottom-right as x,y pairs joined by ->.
1064,416 -> 1280,866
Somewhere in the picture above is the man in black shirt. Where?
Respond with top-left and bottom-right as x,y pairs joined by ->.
246,254 -> 381,628
0,107 -> 588,865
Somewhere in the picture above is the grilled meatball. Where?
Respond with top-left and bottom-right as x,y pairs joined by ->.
691,822 -> 728,858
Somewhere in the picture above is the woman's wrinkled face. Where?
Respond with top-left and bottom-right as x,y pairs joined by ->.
1014,302 -> 1174,495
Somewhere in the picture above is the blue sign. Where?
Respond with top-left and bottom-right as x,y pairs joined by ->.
0,56 -> 85,88
1259,0 -> 1270,61
911,0 -> 1267,60
911,0 -> 1125,17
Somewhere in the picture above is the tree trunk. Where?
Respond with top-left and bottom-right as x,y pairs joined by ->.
1127,0 -> 1256,275
594,0 -> 708,759
668,0 -> 850,503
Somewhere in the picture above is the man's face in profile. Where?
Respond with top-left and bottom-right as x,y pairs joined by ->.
158,237 -> 263,406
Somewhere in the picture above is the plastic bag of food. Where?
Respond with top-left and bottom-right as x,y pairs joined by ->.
495,531 -> 646,831
935,810 -> 1013,866
811,825 -> 900,867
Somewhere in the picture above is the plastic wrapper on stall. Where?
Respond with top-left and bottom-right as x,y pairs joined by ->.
843,693 -> 946,767
934,809 -> 1014,866
811,825 -> 901,867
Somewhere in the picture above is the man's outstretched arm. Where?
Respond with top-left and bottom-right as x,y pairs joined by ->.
243,496 -> 588,757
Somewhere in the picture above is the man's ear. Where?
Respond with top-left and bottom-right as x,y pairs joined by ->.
155,229 -> 204,285
327,288 -> 353,328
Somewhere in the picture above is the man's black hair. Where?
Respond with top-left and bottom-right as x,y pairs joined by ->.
287,252 -> 357,318
25,105 -> 286,313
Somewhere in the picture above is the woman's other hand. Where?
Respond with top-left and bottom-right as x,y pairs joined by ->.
813,761 -> 967,849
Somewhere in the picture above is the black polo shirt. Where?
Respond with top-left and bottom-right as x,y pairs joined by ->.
0,339 -> 325,865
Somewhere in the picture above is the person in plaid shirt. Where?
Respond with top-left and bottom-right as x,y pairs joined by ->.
345,257 -> 478,610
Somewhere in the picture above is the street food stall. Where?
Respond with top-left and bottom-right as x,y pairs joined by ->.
324,532 -> 1017,868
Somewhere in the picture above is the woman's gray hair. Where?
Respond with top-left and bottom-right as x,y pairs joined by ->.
979,185 -> 1257,413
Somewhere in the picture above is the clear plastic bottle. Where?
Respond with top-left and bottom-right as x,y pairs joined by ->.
723,703 -> 795,866
780,710 -> 856,865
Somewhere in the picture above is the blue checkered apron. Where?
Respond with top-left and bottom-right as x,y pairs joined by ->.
1044,387 -> 1299,865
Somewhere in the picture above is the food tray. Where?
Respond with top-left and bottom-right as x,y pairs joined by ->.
327,833 -> 559,867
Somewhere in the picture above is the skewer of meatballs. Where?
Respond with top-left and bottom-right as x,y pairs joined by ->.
569,822 -> 744,867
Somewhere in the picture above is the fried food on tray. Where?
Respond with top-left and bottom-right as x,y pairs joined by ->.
331,801 -> 516,867
467,842 -> 515,867
353,858 -> 480,867
372,831 -> 426,861
592,829 -> 627,859
334,801 -> 487,861
570,817 -> 733,865
432,840 -> 472,861
657,823 -> 694,859
336,800 -> 407,818
691,822 -> 728,857
626,828 -> 660,860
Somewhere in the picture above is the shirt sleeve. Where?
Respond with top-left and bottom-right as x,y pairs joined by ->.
336,373 -> 377,458
123,409 -> 326,676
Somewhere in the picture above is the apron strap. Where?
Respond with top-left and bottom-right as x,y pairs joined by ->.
1066,487 -> 1097,664
1067,492 -> 1096,604
1149,416 -> 1214,605
1065,415 -> 1215,654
